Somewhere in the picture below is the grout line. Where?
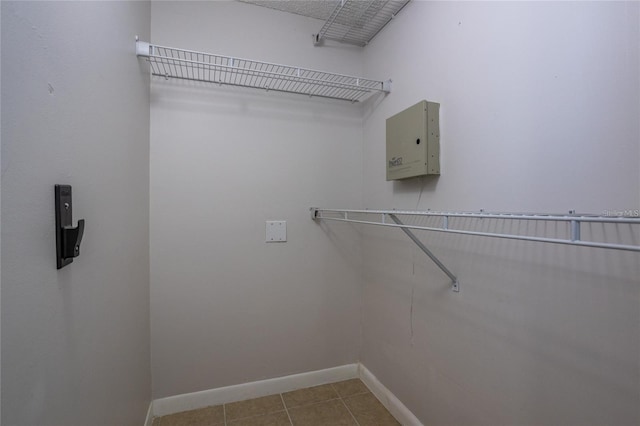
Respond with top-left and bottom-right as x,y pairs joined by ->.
339,394 -> 361,426
280,394 -> 294,426
223,402 -> 227,426
226,410 -> 290,425
287,396 -> 342,410
331,382 -> 361,426
330,382 -> 338,396
331,380 -> 371,399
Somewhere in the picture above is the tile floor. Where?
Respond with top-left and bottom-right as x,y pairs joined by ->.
152,378 -> 400,426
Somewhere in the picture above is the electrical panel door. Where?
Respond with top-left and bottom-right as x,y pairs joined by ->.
386,100 -> 440,181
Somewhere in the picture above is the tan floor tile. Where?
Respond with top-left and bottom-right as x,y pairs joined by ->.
331,379 -> 370,398
154,405 -> 225,426
343,393 -> 399,425
343,392 -> 387,415
288,399 -> 357,426
350,409 -> 400,426
282,384 -> 339,408
227,410 -> 292,426
225,394 -> 285,421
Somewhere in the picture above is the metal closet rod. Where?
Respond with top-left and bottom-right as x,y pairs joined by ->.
311,207 -> 640,293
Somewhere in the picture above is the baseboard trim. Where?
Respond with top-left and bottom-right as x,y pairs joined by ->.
148,363 -> 422,425
151,364 -> 359,417
359,364 -> 423,426
143,400 -> 154,426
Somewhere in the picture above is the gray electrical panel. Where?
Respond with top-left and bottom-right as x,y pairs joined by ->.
386,100 -> 440,181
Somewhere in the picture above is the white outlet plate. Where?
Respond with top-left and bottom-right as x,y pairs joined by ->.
266,221 -> 287,242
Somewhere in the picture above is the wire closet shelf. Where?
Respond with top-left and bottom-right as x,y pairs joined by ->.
314,0 -> 412,47
136,41 -> 390,102
312,208 -> 640,293
311,208 -> 640,253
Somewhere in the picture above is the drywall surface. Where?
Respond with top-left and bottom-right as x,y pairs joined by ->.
0,4 -> 3,422
150,1 -> 364,398
360,2 -> 640,425
1,2 -> 151,425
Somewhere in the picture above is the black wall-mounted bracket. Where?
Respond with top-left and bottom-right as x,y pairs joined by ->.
55,184 -> 85,269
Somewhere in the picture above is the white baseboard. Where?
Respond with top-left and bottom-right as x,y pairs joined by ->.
358,364 -> 423,426
151,364 -> 359,417
148,363 -> 421,426
143,400 -> 154,426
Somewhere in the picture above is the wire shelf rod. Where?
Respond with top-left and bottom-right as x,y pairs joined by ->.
313,208 -> 640,224
148,53 -> 378,92
310,208 -> 640,253
312,213 -> 640,253
148,72 -> 366,102
137,41 -> 389,102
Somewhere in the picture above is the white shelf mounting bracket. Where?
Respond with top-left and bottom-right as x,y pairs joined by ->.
136,40 -> 151,57
311,207 -> 459,293
388,214 -> 460,292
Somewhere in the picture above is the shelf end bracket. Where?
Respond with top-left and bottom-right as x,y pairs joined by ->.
136,40 -> 151,57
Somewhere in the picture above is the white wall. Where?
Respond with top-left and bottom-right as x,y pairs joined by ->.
1,2 -> 151,425
4,2 -> 636,425
359,2 -> 640,425
1,3 -> 3,422
150,1 -> 365,398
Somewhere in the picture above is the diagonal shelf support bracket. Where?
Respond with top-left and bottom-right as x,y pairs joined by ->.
388,214 -> 460,292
